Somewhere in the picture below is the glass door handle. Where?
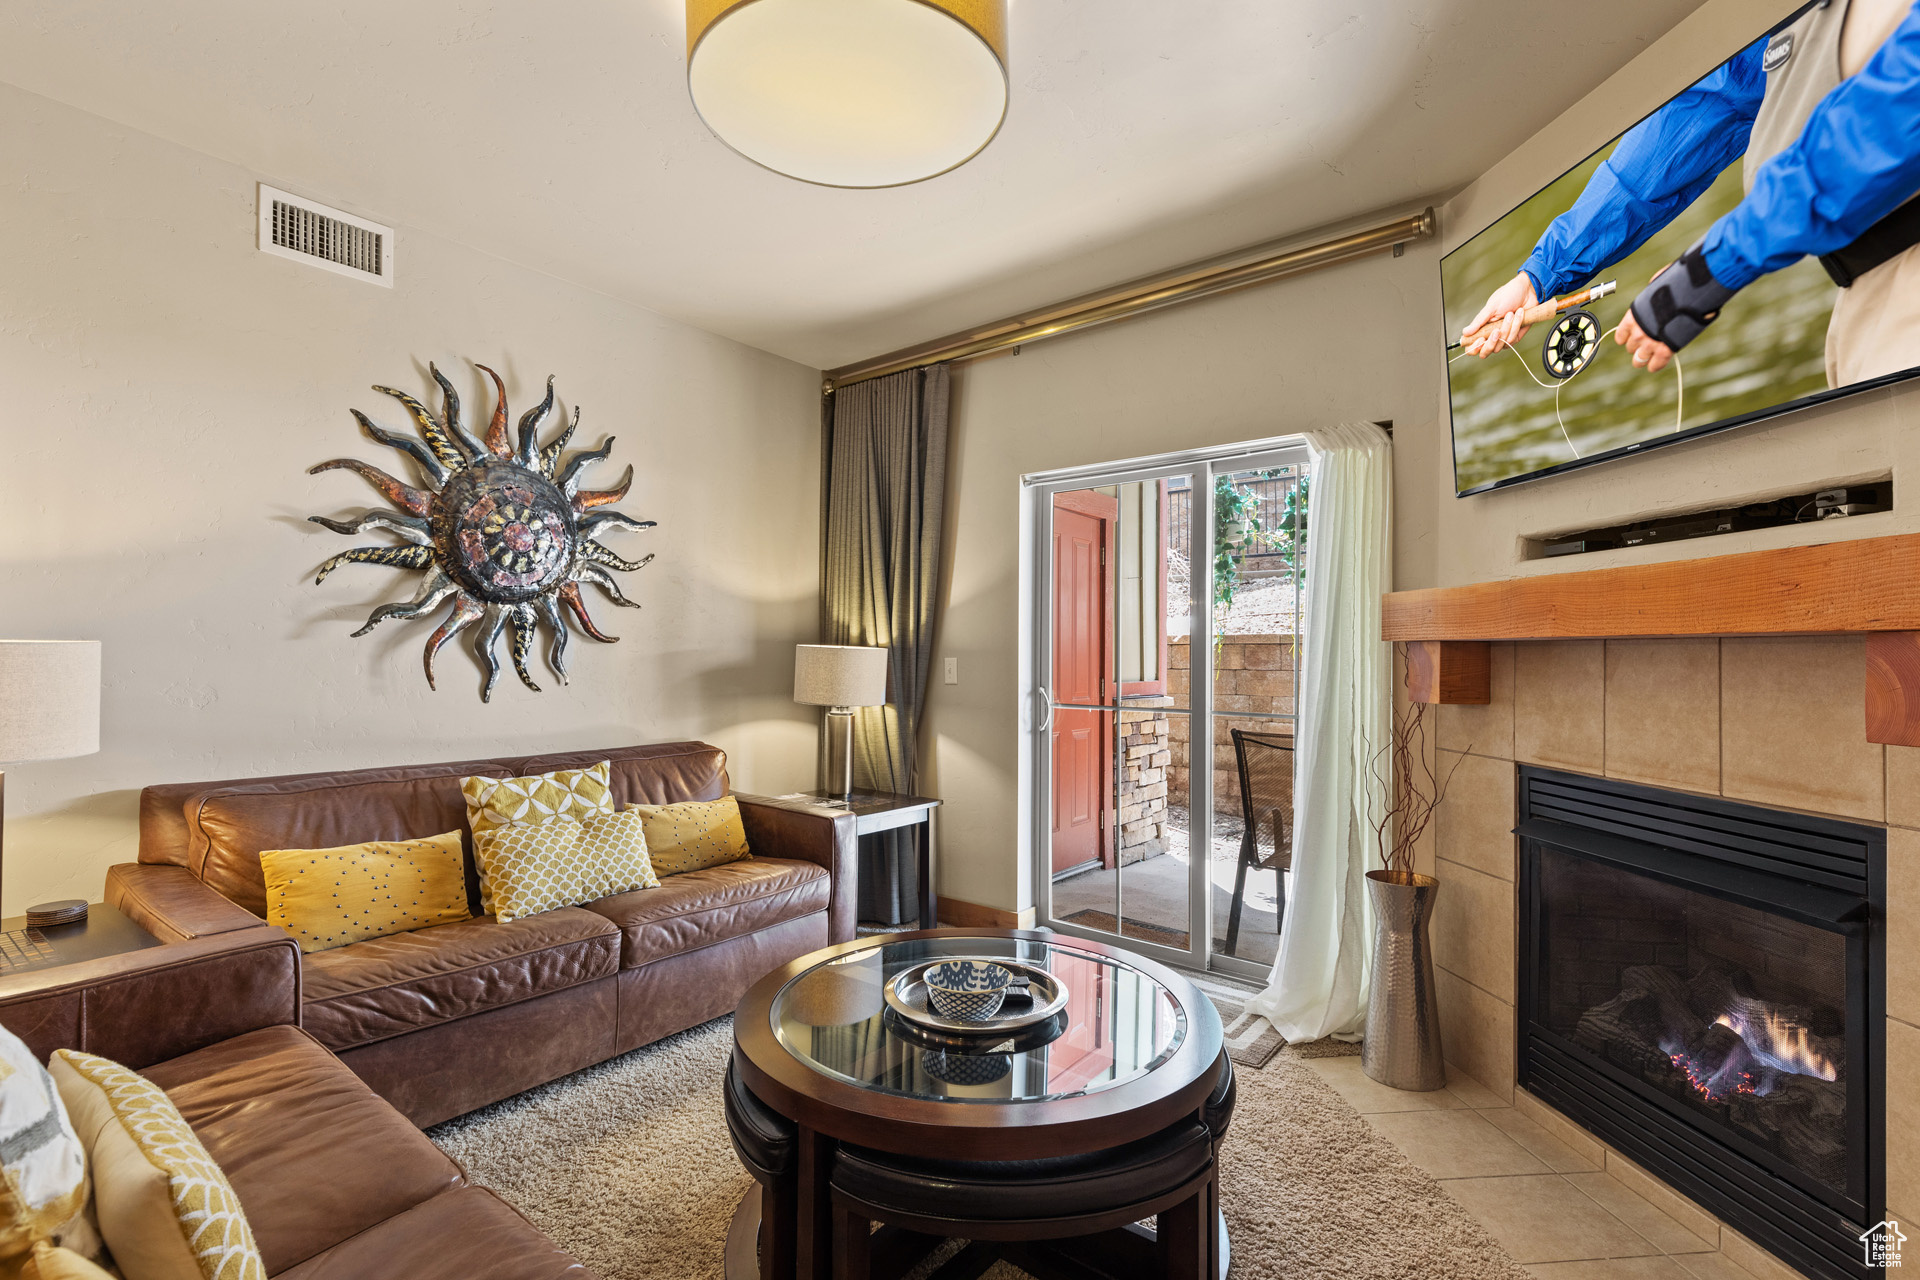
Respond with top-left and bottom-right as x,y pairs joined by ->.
1037,686 -> 1055,732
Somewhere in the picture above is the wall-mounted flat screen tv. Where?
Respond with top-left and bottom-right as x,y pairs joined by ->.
1442,0 -> 1920,496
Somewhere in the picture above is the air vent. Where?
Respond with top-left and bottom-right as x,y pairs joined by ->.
256,184 -> 395,287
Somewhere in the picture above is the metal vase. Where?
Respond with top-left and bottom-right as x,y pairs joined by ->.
1362,870 -> 1447,1091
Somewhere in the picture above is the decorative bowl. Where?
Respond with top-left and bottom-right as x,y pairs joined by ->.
922,959 -> 1012,1022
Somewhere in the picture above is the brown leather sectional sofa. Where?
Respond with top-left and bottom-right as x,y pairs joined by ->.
105,741 -> 857,1126
0,928 -> 594,1278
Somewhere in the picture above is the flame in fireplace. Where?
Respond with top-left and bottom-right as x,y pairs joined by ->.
1713,1009 -> 1837,1082
1659,1005 -> 1837,1103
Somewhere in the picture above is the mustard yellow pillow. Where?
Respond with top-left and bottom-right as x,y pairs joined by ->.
461,762 -> 614,912
623,796 -> 752,876
472,809 -> 659,923
51,1052 -> 265,1280
260,833 -> 470,954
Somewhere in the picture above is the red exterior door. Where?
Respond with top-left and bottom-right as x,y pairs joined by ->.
1051,493 -> 1117,875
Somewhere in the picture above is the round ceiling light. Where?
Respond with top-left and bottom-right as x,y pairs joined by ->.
687,0 -> 1008,189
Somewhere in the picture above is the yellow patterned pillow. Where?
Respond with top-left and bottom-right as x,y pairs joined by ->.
472,809 -> 659,923
259,832 -> 471,954
623,796 -> 753,876
50,1052 -> 264,1280
461,761 -> 614,913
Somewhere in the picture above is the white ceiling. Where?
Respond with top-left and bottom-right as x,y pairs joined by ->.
0,1 -> 1701,370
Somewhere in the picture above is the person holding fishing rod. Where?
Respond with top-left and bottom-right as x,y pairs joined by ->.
1461,0 -> 1920,390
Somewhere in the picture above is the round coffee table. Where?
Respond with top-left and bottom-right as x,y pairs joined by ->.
726,928 -> 1227,1280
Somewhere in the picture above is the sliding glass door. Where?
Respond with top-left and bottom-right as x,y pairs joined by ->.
1029,442 -> 1309,980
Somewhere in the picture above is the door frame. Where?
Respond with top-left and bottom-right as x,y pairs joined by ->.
1025,436 -> 1310,981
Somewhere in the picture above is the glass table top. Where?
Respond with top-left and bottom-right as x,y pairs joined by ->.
770,934 -> 1188,1104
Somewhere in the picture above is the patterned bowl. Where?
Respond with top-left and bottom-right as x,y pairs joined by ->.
923,960 -> 1012,1022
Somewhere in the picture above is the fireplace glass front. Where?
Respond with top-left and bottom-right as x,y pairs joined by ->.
1537,847 -> 1851,1194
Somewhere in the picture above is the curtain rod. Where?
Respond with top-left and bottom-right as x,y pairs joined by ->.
822,206 -> 1435,392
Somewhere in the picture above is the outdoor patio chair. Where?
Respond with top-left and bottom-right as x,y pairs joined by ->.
1224,728 -> 1293,957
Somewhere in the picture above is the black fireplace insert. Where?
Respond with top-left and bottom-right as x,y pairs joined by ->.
1517,767 -> 1885,1280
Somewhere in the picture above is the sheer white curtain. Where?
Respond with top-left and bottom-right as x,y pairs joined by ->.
1245,422 -> 1392,1041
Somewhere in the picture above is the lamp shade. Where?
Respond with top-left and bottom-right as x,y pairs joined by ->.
0,641 -> 101,763
687,0 -> 1008,188
794,645 -> 889,709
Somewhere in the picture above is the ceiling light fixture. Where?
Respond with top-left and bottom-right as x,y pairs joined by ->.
686,0 -> 1008,189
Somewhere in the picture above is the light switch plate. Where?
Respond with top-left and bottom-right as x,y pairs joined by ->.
944,657 -> 958,685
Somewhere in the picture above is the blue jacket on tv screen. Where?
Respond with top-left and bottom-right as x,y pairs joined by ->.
1520,1 -> 1920,300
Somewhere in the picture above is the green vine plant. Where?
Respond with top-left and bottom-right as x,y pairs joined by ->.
1210,470 -> 1311,652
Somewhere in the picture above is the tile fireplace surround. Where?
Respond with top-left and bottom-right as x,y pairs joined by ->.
1422,635 -> 1919,1277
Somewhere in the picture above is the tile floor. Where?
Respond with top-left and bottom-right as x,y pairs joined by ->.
1302,1056 -> 1795,1280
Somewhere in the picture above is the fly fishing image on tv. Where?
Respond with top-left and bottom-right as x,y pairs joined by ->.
1441,0 -> 1920,496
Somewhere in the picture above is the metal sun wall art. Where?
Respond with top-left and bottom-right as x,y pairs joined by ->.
308,363 -> 654,701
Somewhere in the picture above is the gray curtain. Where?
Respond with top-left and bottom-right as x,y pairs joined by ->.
823,365 -> 950,923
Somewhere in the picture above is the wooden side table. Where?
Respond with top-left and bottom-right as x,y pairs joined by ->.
0,901 -> 162,973
797,790 -> 940,931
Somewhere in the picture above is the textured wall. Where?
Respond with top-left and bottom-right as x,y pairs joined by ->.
0,82 -> 822,916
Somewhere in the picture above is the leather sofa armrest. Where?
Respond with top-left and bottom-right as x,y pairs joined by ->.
0,928 -> 302,1070
734,794 -> 858,944
106,862 -> 267,943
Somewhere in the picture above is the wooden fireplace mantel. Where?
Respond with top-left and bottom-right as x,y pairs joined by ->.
1381,531 -> 1920,746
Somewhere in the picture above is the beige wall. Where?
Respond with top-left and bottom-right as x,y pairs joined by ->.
926,207 -> 1439,914
0,82 -> 822,916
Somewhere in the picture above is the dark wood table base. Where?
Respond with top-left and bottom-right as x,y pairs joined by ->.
724,1189 -> 1232,1280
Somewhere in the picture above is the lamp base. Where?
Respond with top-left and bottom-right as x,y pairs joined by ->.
25,900 -> 87,929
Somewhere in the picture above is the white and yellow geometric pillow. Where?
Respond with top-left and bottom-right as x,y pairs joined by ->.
50,1051 -> 264,1280
0,1024 -> 101,1267
259,832 -> 472,954
460,761 -> 614,913
471,808 -> 659,923
623,796 -> 753,877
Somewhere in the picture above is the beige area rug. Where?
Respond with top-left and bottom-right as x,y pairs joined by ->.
430,1017 -> 1527,1280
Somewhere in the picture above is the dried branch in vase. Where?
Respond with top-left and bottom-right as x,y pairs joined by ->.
1369,700 -> 1467,882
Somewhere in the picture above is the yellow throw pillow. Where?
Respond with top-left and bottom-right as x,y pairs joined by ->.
472,809 -> 659,924
623,796 -> 753,877
259,833 -> 471,954
0,1025 -> 101,1266
461,761 -> 615,913
50,1052 -> 264,1280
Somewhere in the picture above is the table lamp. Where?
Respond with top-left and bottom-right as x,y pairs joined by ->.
0,641 -> 102,928
793,644 -> 889,806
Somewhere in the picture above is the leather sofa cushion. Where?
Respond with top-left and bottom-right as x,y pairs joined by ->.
301,908 -> 620,1052
583,858 -> 828,969
164,743 -> 728,915
832,1119 -> 1214,1223
271,1186 -> 592,1280
141,1025 -> 465,1277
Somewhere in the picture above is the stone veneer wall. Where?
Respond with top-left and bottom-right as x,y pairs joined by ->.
1167,634 -> 1297,816
1118,696 -> 1173,865
1423,635 -> 1919,1252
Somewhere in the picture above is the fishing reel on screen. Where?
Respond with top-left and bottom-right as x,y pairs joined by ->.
1541,309 -> 1604,380
1450,279 -> 1617,379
